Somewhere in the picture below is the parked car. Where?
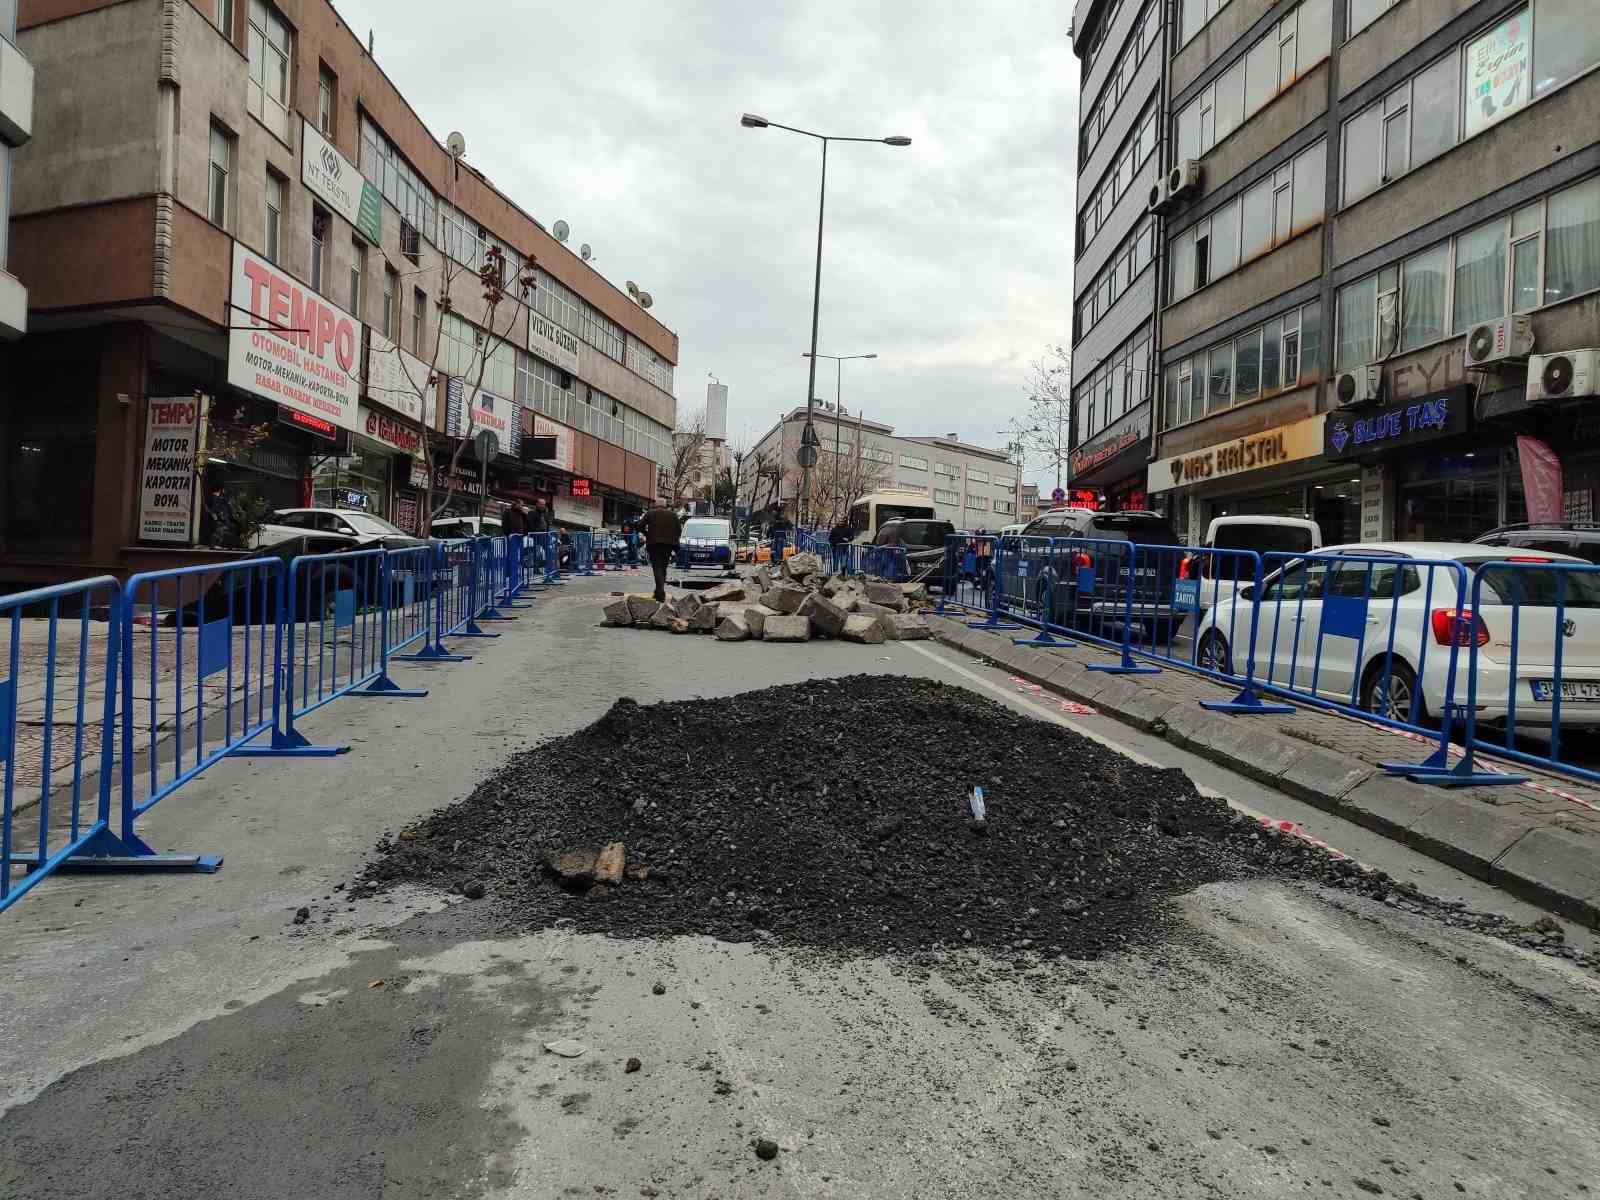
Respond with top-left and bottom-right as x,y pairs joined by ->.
161,532 -> 389,625
874,518 -> 957,582
998,523 -> 1027,538
1192,542 -> 1600,731
430,515 -> 504,539
257,508 -> 427,551
678,517 -> 738,577
1178,515 -> 1323,618
1472,522 -> 1600,565
1001,508 -> 1185,640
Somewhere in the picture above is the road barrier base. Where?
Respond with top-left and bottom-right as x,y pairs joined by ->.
966,617 -> 1021,631
1012,628 -> 1076,647
231,725 -> 351,758
455,618 -> 501,638
393,644 -> 472,662
352,673 -> 429,699
1087,660 -> 1161,676
1200,684 -> 1296,715
12,847 -> 223,874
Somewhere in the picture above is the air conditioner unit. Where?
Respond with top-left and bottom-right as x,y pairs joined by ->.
1527,349 -> 1599,401
1167,159 -> 1202,204
1334,363 -> 1381,409
1147,176 -> 1171,216
1464,314 -> 1534,367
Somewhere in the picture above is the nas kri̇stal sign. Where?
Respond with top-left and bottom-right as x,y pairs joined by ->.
227,243 -> 363,434
139,395 -> 203,543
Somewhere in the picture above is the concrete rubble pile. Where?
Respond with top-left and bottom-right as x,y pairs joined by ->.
598,549 -> 933,644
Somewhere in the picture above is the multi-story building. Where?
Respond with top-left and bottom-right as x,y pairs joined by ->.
1066,0 -> 1167,513
2,0 -> 678,586
1018,482 -> 1041,524
1145,0 -> 1600,545
739,407 -> 1019,528
0,0 -> 30,340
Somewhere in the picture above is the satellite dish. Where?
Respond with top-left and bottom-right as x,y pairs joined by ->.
580,243 -> 592,262
446,131 -> 466,159
639,292 -> 653,309
552,219 -> 570,243
626,281 -> 640,299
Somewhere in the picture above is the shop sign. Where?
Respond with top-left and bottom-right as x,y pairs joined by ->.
1070,405 -> 1149,479
433,468 -> 484,497
1360,467 -> 1387,543
1463,10 -> 1529,139
228,243 -> 363,434
409,459 -> 429,489
364,332 -> 434,424
359,404 -> 425,460
1324,386 -> 1471,460
279,405 -> 339,441
301,119 -> 383,245
1148,413 -> 1326,493
554,493 -> 602,527
138,396 -> 203,544
571,477 -> 592,497
528,309 -> 581,375
444,377 -> 519,454
657,466 -> 671,499
529,414 -> 574,471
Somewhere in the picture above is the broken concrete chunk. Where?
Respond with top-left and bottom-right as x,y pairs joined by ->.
763,614 -> 811,643
901,582 -> 930,604
806,593 -> 849,638
753,566 -> 773,591
668,618 -> 690,634
701,581 -> 746,604
546,849 -> 598,888
742,604 -> 779,638
689,603 -> 720,632
544,1038 -> 588,1059
854,600 -> 898,620
602,599 -> 634,627
594,841 -> 626,885
864,582 -> 908,610
669,593 -> 703,618
649,606 -> 678,630
715,613 -> 752,640
783,551 -> 825,581
626,596 -> 662,624
761,583 -> 808,615
880,612 -> 931,641
841,614 -> 886,644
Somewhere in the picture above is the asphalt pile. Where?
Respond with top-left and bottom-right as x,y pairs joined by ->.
355,676 -> 1537,962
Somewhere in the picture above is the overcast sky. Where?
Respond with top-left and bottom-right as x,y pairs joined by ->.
333,0 -> 1078,485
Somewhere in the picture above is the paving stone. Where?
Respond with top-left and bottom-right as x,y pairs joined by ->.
741,604 -> 779,639
627,597 -> 662,624
879,613 -> 931,641
700,581 -> 747,604
763,615 -> 811,643
648,606 -> 678,630
1490,826 -> 1600,926
761,584 -> 808,615
688,604 -> 720,632
714,613 -> 751,641
864,582 -> 908,610
1338,774 -> 1450,839
807,594 -> 849,639
841,614 -> 886,644
1276,746 -> 1376,811
602,599 -> 633,627
1406,797 -> 1540,880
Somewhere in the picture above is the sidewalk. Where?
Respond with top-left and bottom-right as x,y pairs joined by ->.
926,613 -> 1600,928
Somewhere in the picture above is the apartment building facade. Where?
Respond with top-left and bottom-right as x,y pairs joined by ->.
2,0 -> 678,586
740,407 -> 1020,529
1146,0 -> 1600,545
0,0 -> 30,339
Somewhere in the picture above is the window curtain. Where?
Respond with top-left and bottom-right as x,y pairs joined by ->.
1544,178 -> 1600,304
1401,245 -> 1449,349
1452,221 -> 1507,330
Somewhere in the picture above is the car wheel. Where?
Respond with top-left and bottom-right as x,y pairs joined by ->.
1196,630 -> 1234,676
1361,659 -> 1424,725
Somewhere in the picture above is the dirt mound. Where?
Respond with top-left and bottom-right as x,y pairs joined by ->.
356,677 -> 1393,960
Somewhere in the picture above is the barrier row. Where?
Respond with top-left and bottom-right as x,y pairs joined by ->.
936,533 -> 1600,789
0,533 -> 579,914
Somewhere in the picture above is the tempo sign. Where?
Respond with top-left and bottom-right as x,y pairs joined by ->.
138,396 -> 203,544
227,243 -> 363,433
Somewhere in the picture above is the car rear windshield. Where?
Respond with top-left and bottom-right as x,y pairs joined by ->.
683,519 -> 731,540
1213,524 -> 1316,555
1085,515 -> 1181,546
1465,559 -> 1600,609
896,521 -> 952,548
878,505 -> 935,526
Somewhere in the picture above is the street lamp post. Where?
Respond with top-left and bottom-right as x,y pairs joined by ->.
741,113 -> 910,527
803,351 -> 877,522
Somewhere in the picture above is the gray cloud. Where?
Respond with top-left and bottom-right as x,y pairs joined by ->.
334,0 -> 1077,482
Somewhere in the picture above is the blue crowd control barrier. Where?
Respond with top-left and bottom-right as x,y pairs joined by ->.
384,545 -> 435,657
120,559 -> 287,847
572,531 -> 596,577
436,537 -> 496,641
395,541 -> 473,662
476,537 -> 518,623
497,534 -> 534,610
0,577 -> 178,914
242,547 -> 427,757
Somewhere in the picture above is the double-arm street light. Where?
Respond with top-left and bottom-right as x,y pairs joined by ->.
741,112 -> 910,525
803,351 -> 877,520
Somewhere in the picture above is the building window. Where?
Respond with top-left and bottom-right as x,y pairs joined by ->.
310,205 -> 329,294
246,0 -> 292,141
1347,0 -> 1397,39
411,288 -> 426,353
264,169 -> 283,263
318,64 -> 336,137
208,121 -> 234,228
1163,302 -> 1319,429
1077,218 -> 1156,342
383,267 -> 398,339
994,499 -> 1016,516
1079,0 -> 1165,166
1453,219 -> 1508,331
360,116 -> 438,243
214,0 -> 235,36
966,496 -> 989,512
934,461 -> 959,478
967,469 -> 990,484
1078,102 -> 1161,253
1174,0 -> 1331,161
899,454 -> 928,471
399,218 -> 420,266
349,239 -> 364,315
934,488 -> 960,505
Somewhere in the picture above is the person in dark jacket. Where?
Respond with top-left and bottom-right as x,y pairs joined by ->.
526,496 -> 551,570
829,518 -> 853,574
503,499 -> 529,536
769,515 -> 792,566
642,503 -> 683,602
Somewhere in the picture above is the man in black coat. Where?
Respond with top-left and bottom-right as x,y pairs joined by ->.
642,503 -> 683,602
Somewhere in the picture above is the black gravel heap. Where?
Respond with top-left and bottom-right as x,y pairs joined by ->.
357,676 -> 1409,960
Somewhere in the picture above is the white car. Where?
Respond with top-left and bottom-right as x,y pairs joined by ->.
255,507 -> 426,548
1178,514 -> 1322,621
677,517 -> 738,577
1192,541 -> 1600,731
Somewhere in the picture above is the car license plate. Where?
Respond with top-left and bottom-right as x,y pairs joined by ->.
1530,679 -> 1600,702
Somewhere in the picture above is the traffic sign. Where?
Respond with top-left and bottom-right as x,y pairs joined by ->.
797,445 -> 819,468
1051,487 -> 1066,503
474,429 -> 500,461
801,422 -> 821,448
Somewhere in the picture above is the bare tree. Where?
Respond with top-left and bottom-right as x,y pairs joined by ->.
1002,343 -> 1073,492
669,407 -> 708,504
804,422 -> 890,525
742,446 -> 784,521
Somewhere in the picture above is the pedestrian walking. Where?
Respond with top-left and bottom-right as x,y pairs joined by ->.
503,498 -> 529,536
527,496 -> 551,572
976,532 -> 995,595
770,514 -> 792,565
829,517 -> 852,575
642,502 -> 683,602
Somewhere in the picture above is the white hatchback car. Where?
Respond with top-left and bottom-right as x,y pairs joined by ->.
1192,542 -> 1600,731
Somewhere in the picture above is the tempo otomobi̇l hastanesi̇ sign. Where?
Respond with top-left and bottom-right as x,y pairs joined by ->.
227,243 -> 363,434
138,395 -> 203,543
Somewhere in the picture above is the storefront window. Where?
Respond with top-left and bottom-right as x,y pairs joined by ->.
313,448 -> 392,516
1396,449 -> 1523,543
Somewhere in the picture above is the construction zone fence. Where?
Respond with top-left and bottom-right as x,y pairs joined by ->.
0,534 -> 629,915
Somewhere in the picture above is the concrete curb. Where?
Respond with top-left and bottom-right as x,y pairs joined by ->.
926,614 -> 1600,929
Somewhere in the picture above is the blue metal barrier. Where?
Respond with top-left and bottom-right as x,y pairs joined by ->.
395,540 -> 474,661
543,531 -> 565,585
0,577 -> 171,914
476,536 -> 518,622
385,544 -> 436,657
572,531 -> 596,576
243,547 -> 427,757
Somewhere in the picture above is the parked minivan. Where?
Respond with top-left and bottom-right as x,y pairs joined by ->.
1179,515 -> 1323,617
